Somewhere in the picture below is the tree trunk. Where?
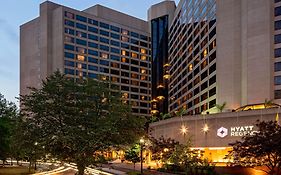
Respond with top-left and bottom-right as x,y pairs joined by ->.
133,163 -> 135,170
77,162 -> 86,175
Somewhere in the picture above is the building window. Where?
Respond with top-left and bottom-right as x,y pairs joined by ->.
100,30 -> 109,37
275,48 -> 281,58
275,62 -> 281,72
111,55 -> 120,61
275,76 -> 281,85
275,6 -> 281,16
101,53 -> 108,59
88,26 -> 98,33
76,23 -> 87,30
64,44 -> 74,51
65,20 -> 74,27
76,39 -> 87,46
122,29 -> 129,35
111,33 -> 120,40
122,36 -> 129,42
275,34 -> 281,44
100,22 -> 109,29
275,90 -> 281,99
110,25 -> 120,32
76,31 -> 87,38
130,31 -> 139,38
275,20 -> 281,30
65,12 -> 74,19
88,18 -> 98,26
77,55 -> 85,61
65,28 -> 74,35
76,15 -> 87,22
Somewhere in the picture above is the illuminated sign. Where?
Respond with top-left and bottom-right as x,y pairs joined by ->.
217,127 -> 228,138
217,125 -> 257,138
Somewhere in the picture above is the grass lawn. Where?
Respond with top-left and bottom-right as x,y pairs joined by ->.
0,166 -> 34,175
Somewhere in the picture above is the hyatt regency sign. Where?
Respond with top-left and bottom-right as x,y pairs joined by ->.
217,125 -> 257,138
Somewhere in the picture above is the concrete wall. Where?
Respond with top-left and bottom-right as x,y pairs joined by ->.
147,0 -> 176,27
149,108 -> 279,147
217,0 -> 273,110
84,5 -> 149,33
20,18 -> 41,95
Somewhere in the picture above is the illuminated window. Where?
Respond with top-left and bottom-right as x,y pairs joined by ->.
78,71 -> 83,77
131,52 -> 138,58
77,55 -> 85,61
122,29 -> 128,35
111,62 -> 119,68
77,63 -> 82,69
121,50 -> 127,56
203,49 -> 208,57
122,93 -> 129,99
140,48 -> 147,54
188,64 -> 193,71
121,57 -> 128,63
111,77 -> 118,82
101,53 -> 108,59
141,55 -> 147,61
121,36 -> 129,42
141,96 -> 145,100
140,75 -> 147,80
141,69 -> 146,74
131,73 -> 138,79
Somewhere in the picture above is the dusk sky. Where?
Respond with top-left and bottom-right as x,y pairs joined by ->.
0,0 -> 179,104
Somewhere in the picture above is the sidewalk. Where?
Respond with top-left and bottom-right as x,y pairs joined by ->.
103,162 -> 177,175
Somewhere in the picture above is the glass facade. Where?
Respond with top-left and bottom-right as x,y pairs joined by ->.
275,0 -> 281,99
63,11 -> 151,116
151,15 -> 169,116
168,0 -> 216,115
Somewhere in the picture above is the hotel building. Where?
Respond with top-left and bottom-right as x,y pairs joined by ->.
148,0 -> 279,115
20,1 -> 151,116
148,0 -> 281,166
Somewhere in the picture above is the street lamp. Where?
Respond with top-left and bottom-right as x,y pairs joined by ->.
140,138 -> 145,175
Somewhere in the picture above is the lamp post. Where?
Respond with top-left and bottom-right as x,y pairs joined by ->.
34,142 -> 38,170
140,138 -> 145,175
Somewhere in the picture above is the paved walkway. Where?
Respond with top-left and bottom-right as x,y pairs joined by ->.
103,163 -> 176,175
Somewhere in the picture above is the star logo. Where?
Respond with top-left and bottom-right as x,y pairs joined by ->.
217,127 -> 228,138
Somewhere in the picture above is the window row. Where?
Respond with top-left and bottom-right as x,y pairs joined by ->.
65,11 -> 149,41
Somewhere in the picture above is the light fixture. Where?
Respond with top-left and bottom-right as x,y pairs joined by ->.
180,125 -> 188,135
202,123 -> 209,133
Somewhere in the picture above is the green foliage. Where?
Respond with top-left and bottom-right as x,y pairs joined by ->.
19,71 -> 145,175
0,93 -> 18,164
229,120 -> 281,175
148,136 -> 179,163
124,144 -> 140,168
215,102 -> 226,112
175,108 -> 187,117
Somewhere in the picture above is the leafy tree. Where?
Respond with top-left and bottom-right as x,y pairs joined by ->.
0,93 -> 18,165
149,136 -> 179,164
229,120 -> 281,175
124,144 -> 140,169
215,102 -> 226,112
20,71 -> 145,175
175,108 -> 187,117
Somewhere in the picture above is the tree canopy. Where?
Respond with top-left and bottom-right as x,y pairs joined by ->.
20,71 -> 145,175
229,120 -> 281,175
0,93 -> 18,164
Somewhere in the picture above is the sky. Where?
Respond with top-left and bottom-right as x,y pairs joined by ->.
0,0 -> 179,104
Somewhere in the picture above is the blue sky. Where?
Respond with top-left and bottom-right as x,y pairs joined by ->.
0,0 -> 179,104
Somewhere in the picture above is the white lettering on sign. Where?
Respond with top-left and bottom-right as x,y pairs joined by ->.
217,125 -> 258,138
230,125 -> 256,137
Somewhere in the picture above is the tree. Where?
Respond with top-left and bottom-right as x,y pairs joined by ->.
0,93 -> 18,165
124,144 -> 140,170
215,102 -> 226,112
229,120 -> 281,175
20,71 -> 145,175
149,136 -> 179,164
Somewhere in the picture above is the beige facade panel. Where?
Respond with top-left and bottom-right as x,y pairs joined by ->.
149,108 -> 279,147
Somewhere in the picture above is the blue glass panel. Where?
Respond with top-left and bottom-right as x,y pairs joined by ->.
88,57 -> 98,63
110,55 -> 120,61
64,52 -> 75,59
88,34 -> 98,41
88,26 -> 98,33
88,49 -> 98,56
76,39 -> 87,46
76,15 -> 87,22
110,25 -> 120,32
64,44 -> 74,51
76,23 -> 87,30
88,42 -> 98,48
100,22 -> 109,29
